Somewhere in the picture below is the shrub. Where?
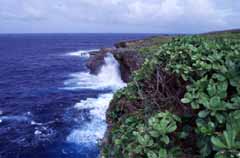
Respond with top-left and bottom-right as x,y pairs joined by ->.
104,36 -> 240,158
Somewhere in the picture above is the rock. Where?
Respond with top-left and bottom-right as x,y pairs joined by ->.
112,49 -> 144,82
86,48 -> 114,74
114,40 -> 144,49
115,35 -> 172,49
86,36 -> 172,82
86,47 -> 143,82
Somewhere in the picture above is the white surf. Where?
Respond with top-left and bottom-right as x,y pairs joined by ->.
65,53 -> 126,145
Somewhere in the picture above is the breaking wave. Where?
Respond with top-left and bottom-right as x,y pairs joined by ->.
63,53 -> 126,91
65,53 -> 126,145
66,49 -> 99,57
67,93 -> 113,144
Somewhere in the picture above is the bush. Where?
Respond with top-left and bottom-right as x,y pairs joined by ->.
104,36 -> 240,158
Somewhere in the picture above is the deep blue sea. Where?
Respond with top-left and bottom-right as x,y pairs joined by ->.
0,34 -> 155,158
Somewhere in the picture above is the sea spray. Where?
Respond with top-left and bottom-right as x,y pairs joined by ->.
66,49 -> 99,57
65,53 -> 126,145
63,53 -> 126,90
67,93 -> 113,144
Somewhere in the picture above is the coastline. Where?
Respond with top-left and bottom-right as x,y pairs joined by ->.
86,29 -> 240,158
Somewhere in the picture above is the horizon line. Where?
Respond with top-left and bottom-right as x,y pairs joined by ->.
0,32 -> 184,35
0,28 -> 239,35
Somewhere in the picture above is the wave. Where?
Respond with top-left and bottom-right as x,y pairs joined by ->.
66,49 -> 99,58
66,53 -> 126,145
63,53 -> 126,91
0,115 -> 29,123
67,93 -> 112,144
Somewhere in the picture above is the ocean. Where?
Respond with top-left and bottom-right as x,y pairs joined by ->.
0,34 -> 155,158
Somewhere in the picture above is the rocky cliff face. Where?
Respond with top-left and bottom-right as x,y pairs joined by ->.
112,48 -> 144,82
86,43 -> 145,83
86,35 -> 173,82
86,48 -> 113,75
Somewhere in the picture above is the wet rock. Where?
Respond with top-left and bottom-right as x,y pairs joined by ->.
86,48 -> 143,83
86,36 -> 173,82
86,48 -> 115,74
112,49 -> 144,82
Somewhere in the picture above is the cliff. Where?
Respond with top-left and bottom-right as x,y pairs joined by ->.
86,30 -> 240,158
96,31 -> 240,158
86,35 -> 172,82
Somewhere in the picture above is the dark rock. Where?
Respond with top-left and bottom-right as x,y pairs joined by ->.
115,35 -> 173,49
86,36 -> 172,82
86,47 -> 144,83
112,49 -> 144,82
114,40 -> 144,49
86,48 -> 115,74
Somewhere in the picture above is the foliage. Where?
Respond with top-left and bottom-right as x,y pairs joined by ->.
104,35 -> 240,158
176,37 -> 240,157
103,112 -> 182,158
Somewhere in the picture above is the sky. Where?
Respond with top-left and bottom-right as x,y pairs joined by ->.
0,0 -> 239,33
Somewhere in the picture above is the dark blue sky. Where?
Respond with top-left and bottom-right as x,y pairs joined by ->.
0,0 -> 239,33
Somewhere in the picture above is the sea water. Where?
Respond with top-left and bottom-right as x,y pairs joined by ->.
0,33 -> 155,158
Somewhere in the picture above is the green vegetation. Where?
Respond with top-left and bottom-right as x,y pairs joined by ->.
103,32 -> 240,158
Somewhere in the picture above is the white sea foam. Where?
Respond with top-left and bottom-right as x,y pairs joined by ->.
67,119 -> 107,144
66,49 -> 99,58
67,93 -> 113,144
66,53 -> 126,145
0,115 -> 29,122
34,130 -> 42,135
63,53 -> 126,91
31,121 -> 43,126
74,93 -> 113,120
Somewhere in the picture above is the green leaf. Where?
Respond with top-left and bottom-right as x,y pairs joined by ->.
114,139 -> 121,145
147,139 -> 154,147
231,96 -> 240,107
147,151 -> 158,158
158,148 -> 168,158
160,135 -> 170,145
207,83 -> 217,97
181,98 -> 191,104
217,81 -> 228,98
230,77 -> 239,87
212,73 -> 226,81
137,134 -> 150,146
209,96 -> 222,110
149,130 -> 160,138
215,113 -> 225,124
211,136 -> 227,148
199,94 -> 209,107
198,110 -> 210,118
168,123 -> 177,133
223,130 -> 236,149
191,102 -> 200,109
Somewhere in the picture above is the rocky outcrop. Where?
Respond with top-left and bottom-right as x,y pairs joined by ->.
86,35 -> 173,82
115,35 -> 172,49
86,47 -> 144,83
114,39 -> 145,48
112,49 -> 143,82
86,48 -> 114,74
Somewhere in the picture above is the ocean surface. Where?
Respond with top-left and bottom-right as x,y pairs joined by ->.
0,34 -> 155,158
